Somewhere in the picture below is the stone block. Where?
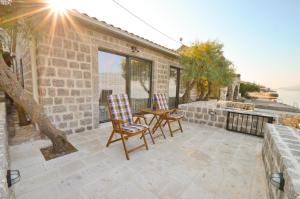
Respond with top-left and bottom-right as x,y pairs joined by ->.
80,63 -> 90,70
73,42 -> 79,51
41,97 -> 53,105
53,105 -> 67,113
48,88 -> 56,97
76,97 -> 85,103
71,89 -> 80,96
73,70 -> 83,79
76,80 -> 84,88
80,118 -> 92,125
64,39 -> 72,49
64,97 -> 75,104
52,48 -> 65,58
70,121 -> 78,128
52,79 -> 65,87
57,88 -> 69,96
63,113 -> 73,121
84,72 -> 91,79
204,114 -> 209,120
79,104 -> 92,111
54,97 -> 63,105
39,79 -> 51,86
67,79 -> 75,88
66,50 -> 75,59
75,127 -> 85,133
38,67 -> 56,77
52,58 -> 67,67
69,105 -> 78,112
58,122 -> 67,129
69,62 -> 79,69
57,69 -> 71,78
80,44 -> 90,53
77,53 -> 84,61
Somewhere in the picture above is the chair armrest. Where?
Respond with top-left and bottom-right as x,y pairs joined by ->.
111,119 -> 125,130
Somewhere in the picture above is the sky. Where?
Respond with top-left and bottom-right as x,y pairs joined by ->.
60,0 -> 300,89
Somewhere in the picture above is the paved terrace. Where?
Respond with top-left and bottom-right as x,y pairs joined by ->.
10,122 -> 267,199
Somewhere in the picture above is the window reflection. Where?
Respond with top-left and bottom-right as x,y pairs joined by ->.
98,51 -> 152,122
98,51 -> 126,122
130,58 -> 151,114
169,67 -> 180,108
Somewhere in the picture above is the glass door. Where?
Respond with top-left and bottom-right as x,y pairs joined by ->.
129,58 -> 152,114
169,66 -> 180,108
98,51 -> 127,123
98,51 -> 152,123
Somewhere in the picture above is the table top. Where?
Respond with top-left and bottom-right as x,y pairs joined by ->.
140,108 -> 170,115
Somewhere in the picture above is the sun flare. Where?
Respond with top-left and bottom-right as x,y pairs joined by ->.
48,0 -> 68,13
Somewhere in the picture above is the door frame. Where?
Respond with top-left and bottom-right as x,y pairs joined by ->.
170,66 -> 181,108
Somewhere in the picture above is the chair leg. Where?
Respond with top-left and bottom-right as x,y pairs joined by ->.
162,120 -> 167,127
120,134 -> 130,160
148,128 -> 155,144
178,120 -> 183,132
106,130 -> 115,147
143,117 -> 148,125
167,119 -> 174,137
142,131 -> 149,150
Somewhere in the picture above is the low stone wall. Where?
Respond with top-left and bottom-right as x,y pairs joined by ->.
179,102 -> 228,129
217,100 -> 255,110
0,102 -> 11,198
262,124 -> 300,199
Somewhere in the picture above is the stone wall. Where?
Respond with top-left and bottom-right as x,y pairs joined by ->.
217,101 -> 255,110
0,101 -> 13,198
262,124 -> 300,199
29,13 -> 179,135
179,102 -> 228,129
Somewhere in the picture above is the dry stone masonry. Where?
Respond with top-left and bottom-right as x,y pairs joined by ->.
262,124 -> 300,199
179,102 -> 228,129
0,102 -> 12,199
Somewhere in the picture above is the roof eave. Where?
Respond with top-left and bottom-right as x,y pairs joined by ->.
68,10 -> 179,58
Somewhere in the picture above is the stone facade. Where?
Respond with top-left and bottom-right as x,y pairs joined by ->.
0,101 -> 13,199
179,102 -> 228,129
262,124 -> 300,199
217,100 -> 255,110
16,11 -> 179,135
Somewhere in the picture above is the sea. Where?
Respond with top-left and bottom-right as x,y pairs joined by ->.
276,89 -> 300,108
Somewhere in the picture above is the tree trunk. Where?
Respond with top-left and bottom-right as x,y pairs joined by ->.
181,80 -> 196,103
204,81 -> 213,100
196,81 -> 206,101
15,103 -> 30,126
0,54 -> 69,154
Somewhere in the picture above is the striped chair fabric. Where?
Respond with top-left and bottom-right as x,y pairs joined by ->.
153,93 -> 169,110
107,94 -> 148,133
153,93 -> 183,119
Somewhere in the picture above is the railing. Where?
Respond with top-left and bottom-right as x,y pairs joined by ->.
226,111 -> 275,137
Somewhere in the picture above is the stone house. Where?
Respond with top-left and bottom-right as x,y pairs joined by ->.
14,8 -> 181,135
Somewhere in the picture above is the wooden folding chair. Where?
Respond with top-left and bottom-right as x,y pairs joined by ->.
106,94 -> 154,160
153,93 -> 184,137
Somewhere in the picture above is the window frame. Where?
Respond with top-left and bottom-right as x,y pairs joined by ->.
169,66 -> 181,108
98,49 -> 153,122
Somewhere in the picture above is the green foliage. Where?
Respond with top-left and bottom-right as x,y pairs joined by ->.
240,82 -> 260,97
179,41 -> 236,100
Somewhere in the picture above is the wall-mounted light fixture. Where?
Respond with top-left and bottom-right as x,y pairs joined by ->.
131,46 -> 139,53
270,172 -> 285,191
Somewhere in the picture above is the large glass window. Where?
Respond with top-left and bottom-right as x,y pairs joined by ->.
98,51 -> 152,123
169,66 -> 180,108
98,51 -> 127,122
129,58 -> 152,114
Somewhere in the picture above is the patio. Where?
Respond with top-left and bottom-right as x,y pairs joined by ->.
10,122 -> 267,199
